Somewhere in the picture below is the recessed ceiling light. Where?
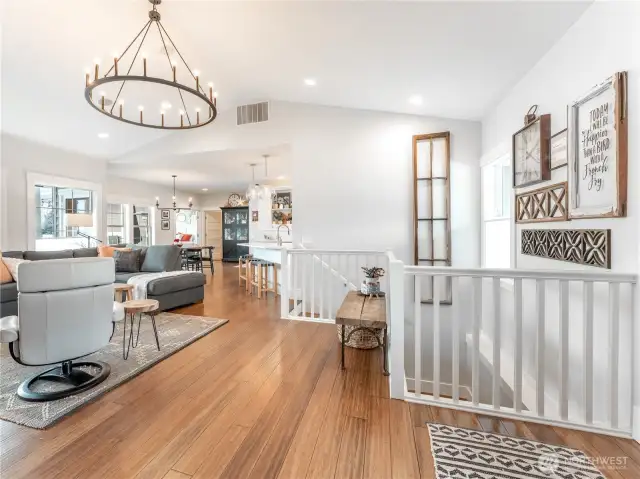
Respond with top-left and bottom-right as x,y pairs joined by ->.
202,188 -> 209,191
304,78 -> 317,86
97,133 -> 109,139
409,95 -> 423,106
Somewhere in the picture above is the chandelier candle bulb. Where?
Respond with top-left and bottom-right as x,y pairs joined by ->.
161,111 -> 165,127
94,63 -> 99,82
143,57 -> 147,76
196,108 -> 200,124
119,103 -> 123,118
213,91 -> 218,107
85,72 -> 90,87
172,65 -> 176,82
180,112 -> 184,127
208,84 -> 213,102
138,106 -> 144,124
196,75 -> 199,91
101,94 -> 105,111
114,57 -> 118,76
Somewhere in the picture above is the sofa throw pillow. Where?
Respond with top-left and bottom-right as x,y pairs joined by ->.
98,245 -> 131,258
113,250 -> 141,273
0,254 -> 13,284
1,257 -> 30,282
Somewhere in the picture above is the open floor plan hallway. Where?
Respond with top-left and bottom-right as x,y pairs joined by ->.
1,264 -> 640,479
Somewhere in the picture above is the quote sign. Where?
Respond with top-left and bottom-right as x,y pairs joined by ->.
569,72 -> 627,218
577,89 -> 616,207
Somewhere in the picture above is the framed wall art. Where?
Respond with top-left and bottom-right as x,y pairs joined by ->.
521,229 -> 610,269
512,114 -> 551,188
568,71 -> 628,219
550,128 -> 568,170
251,210 -> 259,222
161,220 -> 170,230
160,209 -> 171,220
515,182 -> 568,223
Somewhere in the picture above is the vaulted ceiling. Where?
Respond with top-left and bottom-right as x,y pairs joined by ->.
2,0 -> 591,191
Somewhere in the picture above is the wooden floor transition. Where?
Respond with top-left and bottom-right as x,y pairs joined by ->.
2,263 -> 640,479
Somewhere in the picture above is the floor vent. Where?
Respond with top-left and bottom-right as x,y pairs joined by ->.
237,102 -> 269,126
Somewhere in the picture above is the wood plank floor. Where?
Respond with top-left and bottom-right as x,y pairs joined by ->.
2,263 -> 640,478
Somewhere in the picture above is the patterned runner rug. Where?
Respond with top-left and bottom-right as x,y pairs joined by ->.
0,313 -> 228,429
428,423 -> 605,479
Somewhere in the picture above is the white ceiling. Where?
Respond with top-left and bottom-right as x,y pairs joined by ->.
107,144 -> 292,194
2,0 -> 591,190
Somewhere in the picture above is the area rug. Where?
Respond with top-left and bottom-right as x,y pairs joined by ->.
427,423 -> 605,479
0,313 -> 228,429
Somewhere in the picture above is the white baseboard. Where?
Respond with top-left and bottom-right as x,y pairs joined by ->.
405,378 -> 472,401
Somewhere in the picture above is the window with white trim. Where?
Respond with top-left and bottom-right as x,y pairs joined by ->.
106,203 -> 126,245
481,156 -> 511,268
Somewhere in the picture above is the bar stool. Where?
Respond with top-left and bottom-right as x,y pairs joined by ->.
249,260 -> 277,299
239,254 -> 253,292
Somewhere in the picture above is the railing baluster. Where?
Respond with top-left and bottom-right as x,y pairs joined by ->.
311,255 -> 315,320
472,277 -> 481,406
433,275 -> 441,400
320,254 -> 324,319
584,281 -> 594,425
415,275 -> 422,397
292,254 -> 297,317
328,255 -> 333,320
610,282 -> 620,429
559,280 -> 569,421
451,276 -> 459,404
492,277 -> 501,410
514,278 -> 523,413
536,279 -> 545,417
302,254 -> 307,318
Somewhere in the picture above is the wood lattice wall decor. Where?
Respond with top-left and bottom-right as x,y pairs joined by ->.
521,229 -> 611,269
515,182 -> 568,224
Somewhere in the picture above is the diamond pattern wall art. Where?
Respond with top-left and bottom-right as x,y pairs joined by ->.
516,182 -> 568,223
521,229 -> 611,269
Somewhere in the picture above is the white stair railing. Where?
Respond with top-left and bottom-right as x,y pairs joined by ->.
280,247 -> 388,322
390,263 -> 637,438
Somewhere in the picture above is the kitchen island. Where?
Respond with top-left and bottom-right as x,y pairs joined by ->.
238,242 -> 292,295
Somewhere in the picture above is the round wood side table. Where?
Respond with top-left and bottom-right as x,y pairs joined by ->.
114,283 -> 134,302
122,299 -> 160,359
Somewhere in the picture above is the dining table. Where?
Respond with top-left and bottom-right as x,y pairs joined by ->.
177,245 -> 215,273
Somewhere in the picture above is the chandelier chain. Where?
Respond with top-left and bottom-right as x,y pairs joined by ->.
103,19 -> 151,78
109,20 -> 154,114
158,21 -> 206,96
156,21 -> 191,126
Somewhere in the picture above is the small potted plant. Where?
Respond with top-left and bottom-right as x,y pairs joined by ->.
361,266 -> 385,295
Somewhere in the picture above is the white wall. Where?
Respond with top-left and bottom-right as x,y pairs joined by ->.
119,101 -> 482,267
1,133 -> 108,250
482,1 -> 639,274
481,1 -> 640,433
0,133 -> 201,249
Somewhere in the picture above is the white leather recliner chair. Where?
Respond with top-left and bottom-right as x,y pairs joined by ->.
0,257 -> 115,401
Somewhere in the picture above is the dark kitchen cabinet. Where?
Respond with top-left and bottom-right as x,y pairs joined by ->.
221,206 -> 249,261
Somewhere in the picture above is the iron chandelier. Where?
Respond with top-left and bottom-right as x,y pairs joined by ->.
84,0 -> 217,130
156,175 -> 193,212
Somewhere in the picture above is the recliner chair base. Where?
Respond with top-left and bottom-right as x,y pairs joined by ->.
17,360 -> 111,402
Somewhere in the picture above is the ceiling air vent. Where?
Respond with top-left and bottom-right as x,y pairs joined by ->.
237,102 -> 269,126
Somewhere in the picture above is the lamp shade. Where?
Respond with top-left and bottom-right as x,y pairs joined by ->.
67,213 -> 93,227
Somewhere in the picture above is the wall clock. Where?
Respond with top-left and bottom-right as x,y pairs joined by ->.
227,193 -> 242,206
512,114 -> 551,188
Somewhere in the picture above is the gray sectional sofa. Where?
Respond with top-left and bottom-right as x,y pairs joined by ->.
1,245 -> 205,317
